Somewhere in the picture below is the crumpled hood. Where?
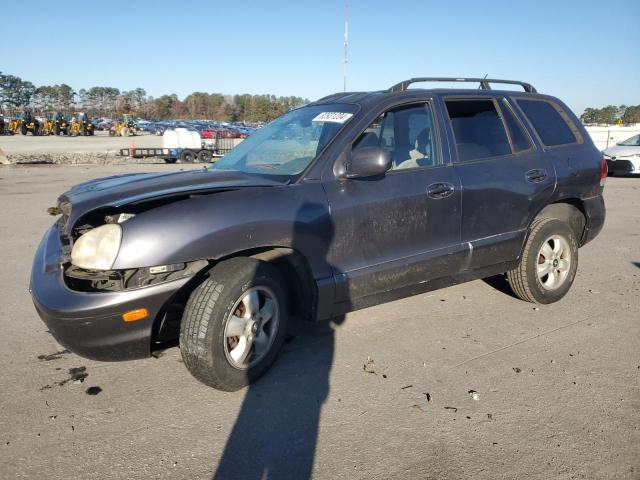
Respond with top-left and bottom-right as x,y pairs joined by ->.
59,168 -> 283,230
603,145 -> 640,158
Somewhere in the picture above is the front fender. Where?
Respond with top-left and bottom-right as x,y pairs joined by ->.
112,183 -> 334,282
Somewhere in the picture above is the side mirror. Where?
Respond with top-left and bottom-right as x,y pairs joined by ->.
341,146 -> 391,179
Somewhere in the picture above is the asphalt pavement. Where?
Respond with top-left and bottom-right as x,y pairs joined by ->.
0,164 -> 638,479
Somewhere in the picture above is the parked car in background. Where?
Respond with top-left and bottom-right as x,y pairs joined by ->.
30,77 -> 606,391
603,134 -> 640,175
96,120 -> 113,131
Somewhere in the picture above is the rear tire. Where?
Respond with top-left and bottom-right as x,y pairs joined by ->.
197,149 -> 213,162
180,258 -> 289,391
507,218 -> 578,304
108,128 -> 116,137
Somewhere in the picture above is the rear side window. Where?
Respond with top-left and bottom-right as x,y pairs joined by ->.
499,100 -> 532,152
445,99 -> 511,162
516,99 -> 579,146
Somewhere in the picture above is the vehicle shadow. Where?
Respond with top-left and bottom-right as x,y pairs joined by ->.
632,261 -> 640,269
482,274 -> 518,299
213,203 -> 345,480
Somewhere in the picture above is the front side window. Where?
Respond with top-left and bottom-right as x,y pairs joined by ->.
445,99 -> 511,162
211,103 -> 357,177
352,103 -> 440,170
516,99 -> 579,147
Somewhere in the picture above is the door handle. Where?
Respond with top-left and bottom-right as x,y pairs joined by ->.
525,169 -> 548,183
427,182 -> 454,199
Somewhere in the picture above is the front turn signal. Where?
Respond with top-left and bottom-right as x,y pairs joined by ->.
122,308 -> 149,323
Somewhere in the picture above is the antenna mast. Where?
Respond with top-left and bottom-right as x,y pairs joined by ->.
343,2 -> 349,92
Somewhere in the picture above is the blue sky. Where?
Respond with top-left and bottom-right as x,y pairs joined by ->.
2,0 -> 638,115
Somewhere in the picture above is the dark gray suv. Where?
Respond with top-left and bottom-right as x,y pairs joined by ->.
30,77 -> 607,391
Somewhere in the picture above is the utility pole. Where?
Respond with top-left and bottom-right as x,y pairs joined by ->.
343,2 -> 349,92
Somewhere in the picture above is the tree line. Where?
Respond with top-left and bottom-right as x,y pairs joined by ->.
580,105 -> 640,125
0,71 -> 308,122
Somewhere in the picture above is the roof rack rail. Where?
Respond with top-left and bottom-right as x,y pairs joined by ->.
389,77 -> 537,93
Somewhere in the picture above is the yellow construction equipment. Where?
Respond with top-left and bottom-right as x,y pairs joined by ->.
7,111 -> 40,135
40,112 -> 57,136
109,114 -> 136,137
52,112 -> 70,135
69,112 -> 95,136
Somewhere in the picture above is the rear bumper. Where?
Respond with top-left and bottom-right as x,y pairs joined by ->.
581,195 -> 606,246
30,225 -> 190,361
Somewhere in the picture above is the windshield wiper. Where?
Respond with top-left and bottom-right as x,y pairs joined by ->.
250,163 -> 283,170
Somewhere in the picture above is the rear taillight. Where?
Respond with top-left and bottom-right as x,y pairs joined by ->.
600,156 -> 608,187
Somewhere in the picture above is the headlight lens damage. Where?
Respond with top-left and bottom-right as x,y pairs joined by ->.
71,224 -> 122,270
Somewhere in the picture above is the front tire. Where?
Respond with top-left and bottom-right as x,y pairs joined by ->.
507,218 -> 578,304
180,258 -> 289,391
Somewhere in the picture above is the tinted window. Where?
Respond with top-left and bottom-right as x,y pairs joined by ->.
517,99 -> 577,146
500,100 -> 532,152
445,99 -> 511,161
353,103 -> 440,170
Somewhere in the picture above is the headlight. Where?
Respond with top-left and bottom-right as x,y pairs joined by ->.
71,224 -> 122,270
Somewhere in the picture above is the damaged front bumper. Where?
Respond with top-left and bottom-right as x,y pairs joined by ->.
30,225 -> 192,361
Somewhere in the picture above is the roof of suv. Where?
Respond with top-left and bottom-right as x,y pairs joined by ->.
313,77 -> 541,107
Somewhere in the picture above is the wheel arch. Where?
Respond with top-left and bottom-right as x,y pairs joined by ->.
150,245 -> 317,353
533,199 -> 587,245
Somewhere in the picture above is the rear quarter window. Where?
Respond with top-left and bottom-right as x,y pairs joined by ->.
516,99 -> 582,147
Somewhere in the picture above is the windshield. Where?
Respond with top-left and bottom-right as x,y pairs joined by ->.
618,134 -> 640,146
210,104 -> 357,176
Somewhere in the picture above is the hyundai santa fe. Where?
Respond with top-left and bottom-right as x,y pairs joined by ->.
30,77 -> 607,391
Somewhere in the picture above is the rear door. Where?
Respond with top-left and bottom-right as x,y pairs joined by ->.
443,96 -> 555,270
322,100 -> 464,303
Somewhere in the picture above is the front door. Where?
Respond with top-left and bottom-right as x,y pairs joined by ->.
322,101 -> 464,304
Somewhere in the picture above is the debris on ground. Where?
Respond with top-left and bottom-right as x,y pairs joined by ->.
48,415 -> 57,420
151,350 -> 165,359
37,349 -> 70,361
86,386 -> 102,396
444,406 -> 458,413
487,413 -> 493,420
424,392 -> 433,404
363,357 -> 376,374
401,385 -> 413,390
513,367 -> 522,373
533,307 -> 540,311
412,404 -> 424,412
468,390 -> 480,401
588,289 -> 600,294
63,367 -> 88,386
